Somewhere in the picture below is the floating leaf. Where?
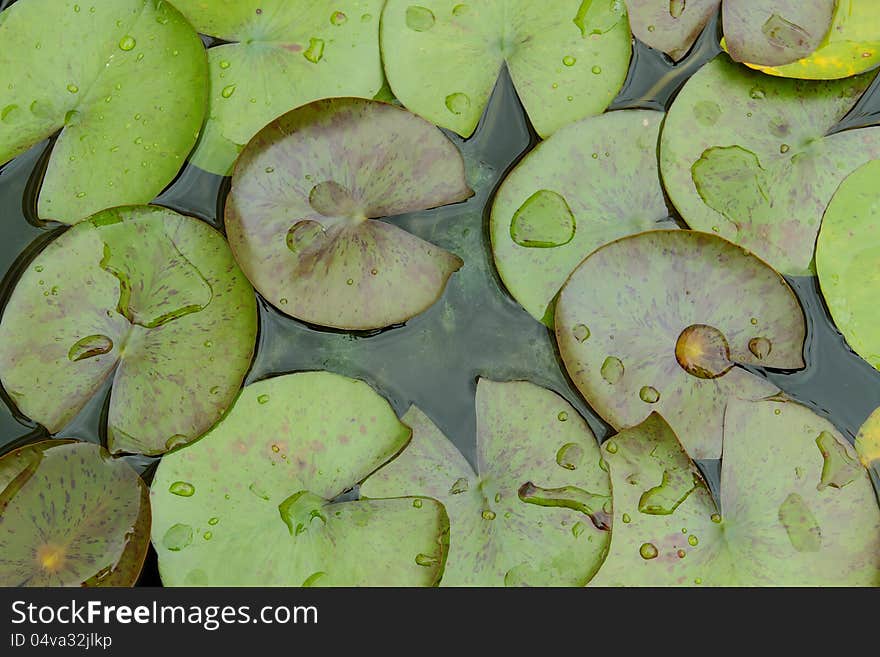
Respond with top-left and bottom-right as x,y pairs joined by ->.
723,0 -> 833,67
168,0 -> 385,175
591,400 -> 880,585
491,110 -> 670,325
555,230 -> 805,459
0,440 -> 150,586
624,0 -> 720,61
816,160 -> 880,371
361,380 -> 610,586
380,0 -> 632,138
226,98 -> 471,330
0,0 -> 207,223
661,54 -> 880,275
855,407 -> 880,468
151,372 -> 449,586
0,206 -> 257,455
740,0 -> 880,79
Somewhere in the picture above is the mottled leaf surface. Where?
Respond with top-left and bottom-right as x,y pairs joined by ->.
169,0 -> 384,175
856,406 -> 880,468
556,230 -> 805,459
0,206 -> 257,455
380,0 -> 632,138
624,0 -> 719,61
226,98 -> 470,330
491,110 -> 670,325
151,372 -> 449,586
0,441 -> 150,586
591,400 -> 880,586
816,160 -> 880,371
0,0 -> 206,223
661,55 -> 880,275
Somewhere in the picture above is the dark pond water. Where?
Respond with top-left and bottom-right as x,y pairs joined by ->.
0,11 -> 877,585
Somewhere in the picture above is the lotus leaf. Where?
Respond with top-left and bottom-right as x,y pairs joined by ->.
151,371 -> 449,586
624,0 -> 720,62
856,406 -> 880,468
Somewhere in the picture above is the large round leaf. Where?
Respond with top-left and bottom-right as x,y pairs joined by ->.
856,407 -> 880,468
816,160 -> 880,371
740,0 -> 880,79
624,0 -> 720,62
490,109 -> 670,325
0,206 -> 257,455
590,400 -> 880,586
380,0 -> 632,138
0,440 -> 150,586
169,0 -> 385,176
0,0 -> 207,224
555,230 -> 805,459
226,98 -> 471,330
660,54 -> 880,275
362,379 -> 611,586
151,372 -> 449,586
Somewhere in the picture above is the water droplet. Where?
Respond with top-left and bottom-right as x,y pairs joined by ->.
412,499 -> 423,508
271,444 -> 280,453
445,92 -> 470,115
604,440 -> 618,454
622,513 -> 631,523
494,492 -> 502,504
675,324 -> 733,379
162,524 -> 193,551
748,336 -> 772,359
778,492 -> 821,552
591,65 -> 602,74
749,86 -> 766,99
361,13 -> 372,22
279,298 -> 288,305
556,442 -> 584,470
286,220 -> 327,255
346,278 -> 354,286
415,553 -> 439,567
203,531 -> 213,540
816,430 -> 860,490
208,517 -> 219,526
73,4 -> 80,11
66,84 -> 79,94
406,5 -> 435,31
1,104 -> 20,124
647,24 -> 656,32
257,394 -> 270,405
572,323 -> 590,342
669,0 -> 685,18
249,483 -> 270,501
510,189 -> 576,248
677,549 -> 686,558
762,13 -> 810,50
639,386 -> 660,404
165,434 -> 187,450
169,481 -> 195,497
600,356 -> 624,384
774,408 -> 782,416
711,513 -> 722,523
68,334 -> 113,362
34,265 -> 43,273
563,55 -> 576,66
750,317 -> 759,325
639,542 -> 659,560
557,411 -> 569,422
304,37 -> 325,63
449,477 -> 469,494
688,534 -> 699,546
219,60 -> 230,69
221,84 -> 236,98
639,469 -> 698,515
571,521 -> 586,538
330,11 -> 347,25
118,35 -> 136,51
482,509 -> 496,520
452,4 -> 469,16
370,268 -> 378,276
780,143 -> 790,154
210,385 -> 220,395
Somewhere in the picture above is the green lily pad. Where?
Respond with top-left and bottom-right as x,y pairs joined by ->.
816,160 -> 880,371
0,0 -> 207,224
740,0 -> 880,79
660,54 -> 880,275
0,206 -> 257,455
362,379 -> 611,586
490,109 -> 670,325
151,371 -> 449,586
380,0 -> 632,138
0,440 -> 150,586
226,97 -> 471,330
855,406 -> 880,468
624,0 -> 720,61
555,230 -> 805,459
590,400 -> 880,586
168,0 -> 385,175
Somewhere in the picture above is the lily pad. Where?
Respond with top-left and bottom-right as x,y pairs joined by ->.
226,98 -> 471,330
855,407 -> 880,468
0,206 -> 257,455
380,0 -> 632,138
816,160 -> 880,370
660,54 -> 880,275
361,379 -> 610,586
151,371 -> 449,586
624,0 -> 720,61
168,0 -> 385,175
740,0 -> 880,79
555,230 -> 805,459
0,0 -> 207,224
590,400 -> 880,586
490,109 -> 670,325
0,440 -> 150,586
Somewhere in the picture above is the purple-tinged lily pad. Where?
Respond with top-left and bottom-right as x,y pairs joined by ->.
168,0 -> 385,175
226,98 -> 471,330
0,206 -> 257,455
856,407 -> 880,468
590,400 -> 880,586
0,0 -> 207,224
555,230 -> 805,459
151,372 -> 449,586
661,54 -> 880,275
816,160 -> 880,371
491,110 -> 671,325
362,380 -> 610,586
380,0 -> 632,138
624,0 -> 720,62
0,440 -> 150,586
